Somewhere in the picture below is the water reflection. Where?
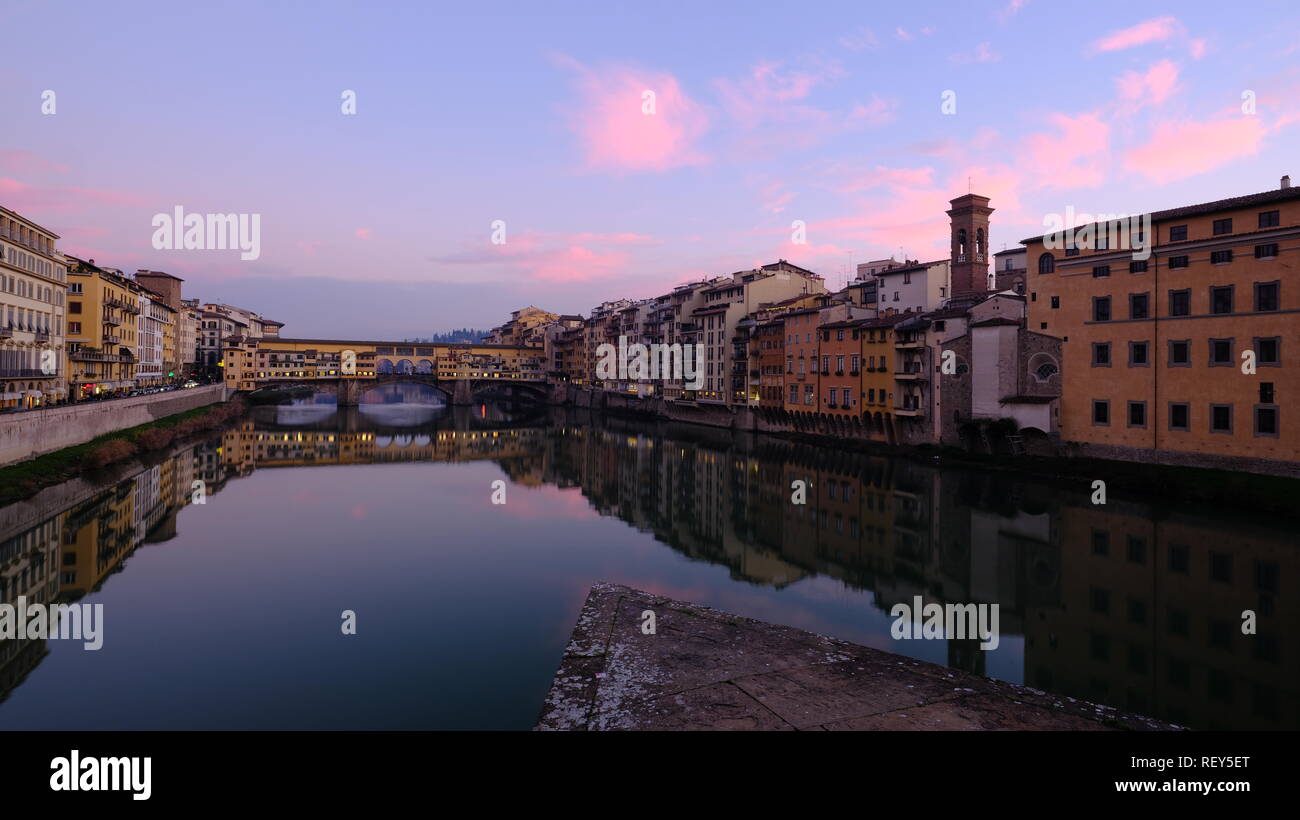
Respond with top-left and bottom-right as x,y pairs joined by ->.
0,400 -> 1294,730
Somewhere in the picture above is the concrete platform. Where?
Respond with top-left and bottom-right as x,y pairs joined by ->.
536,583 -> 1181,731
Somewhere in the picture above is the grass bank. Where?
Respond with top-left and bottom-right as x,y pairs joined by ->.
0,398 -> 247,506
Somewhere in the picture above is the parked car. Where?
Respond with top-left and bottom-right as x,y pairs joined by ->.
183,380 -> 199,388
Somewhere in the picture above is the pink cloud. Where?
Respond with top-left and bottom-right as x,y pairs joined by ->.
1124,116 -> 1269,183
714,61 -> 892,156
1020,112 -> 1111,188
0,177 -> 147,212
557,55 -> 709,173
430,229 -> 642,283
1189,38 -> 1208,59
950,42 -> 1001,64
1091,16 -> 1183,53
1116,59 -> 1179,108
0,150 -> 70,174
355,227 -> 372,240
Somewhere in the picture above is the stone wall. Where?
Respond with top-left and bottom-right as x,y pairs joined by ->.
0,385 -> 227,466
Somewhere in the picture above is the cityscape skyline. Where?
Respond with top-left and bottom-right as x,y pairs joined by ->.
4,1 -> 1300,337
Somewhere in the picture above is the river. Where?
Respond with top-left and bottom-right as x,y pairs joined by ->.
0,384 -> 1294,730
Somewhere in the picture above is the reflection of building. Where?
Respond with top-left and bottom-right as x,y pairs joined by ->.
1,408 -> 1294,731
0,515 -> 61,700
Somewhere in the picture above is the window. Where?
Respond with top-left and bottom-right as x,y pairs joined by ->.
1092,342 -> 1111,366
1129,292 -> 1149,319
1129,260 -> 1148,273
1169,289 -> 1191,316
1065,247 -> 1080,257
1092,265 -> 1111,278
1169,403 -> 1190,431
1093,399 -> 1110,426
1259,210 -> 1280,229
1210,403 -> 1233,433
1168,255 -> 1189,269
1168,339 -> 1191,366
1255,406 -> 1279,437
1210,285 -> 1233,314
1260,382 -> 1274,404
1050,295 -> 1060,309
1210,249 -> 1233,264
1254,337 -> 1280,366
1213,218 -> 1233,235
1091,530 -> 1109,555
1093,296 -> 1111,322
1128,401 -> 1147,428
1035,362 -> 1058,380
1169,225 -> 1188,241
1255,281 -> 1280,312
1038,253 -> 1056,274
70,301 -> 82,314
1209,338 -> 1233,366
1255,243 -> 1278,259
1129,341 -> 1149,366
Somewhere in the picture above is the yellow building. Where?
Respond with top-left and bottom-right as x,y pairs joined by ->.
0,206 -> 67,408
65,255 -> 142,399
1024,179 -> 1300,475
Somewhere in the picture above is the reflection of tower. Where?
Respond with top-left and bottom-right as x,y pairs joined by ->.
947,194 -> 993,297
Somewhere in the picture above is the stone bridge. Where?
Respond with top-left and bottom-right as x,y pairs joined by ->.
247,375 -> 550,406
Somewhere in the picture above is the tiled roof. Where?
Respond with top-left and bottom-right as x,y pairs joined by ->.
1020,184 -> 1300,244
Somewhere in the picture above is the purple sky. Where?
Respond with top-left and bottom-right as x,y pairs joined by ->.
3,1 -> 1298,338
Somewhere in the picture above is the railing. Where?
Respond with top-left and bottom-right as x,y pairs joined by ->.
0,368 -> 54,378
105,297 -> 139,313
0,327 -> 11,339
34,331 -> 50,342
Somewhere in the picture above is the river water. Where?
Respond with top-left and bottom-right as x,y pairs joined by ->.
0,385 -> 1294,730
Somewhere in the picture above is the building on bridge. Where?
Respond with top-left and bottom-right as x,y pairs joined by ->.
222,336 -> 547,405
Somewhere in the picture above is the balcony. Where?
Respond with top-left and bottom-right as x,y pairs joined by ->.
102,316 -> 120,326
0,327 -> 10,339
895,340 -> 925,349
105,297 -> 139,313
849,369 -> 860,376
0,368 -> 53,378
102,334 -> 121,345
34,331 -> 50,342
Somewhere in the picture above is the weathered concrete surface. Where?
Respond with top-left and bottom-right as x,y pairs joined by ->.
0,385 -> 226,466
537,583 -> 1182,731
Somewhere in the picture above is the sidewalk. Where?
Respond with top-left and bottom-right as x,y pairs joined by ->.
537,582 -> 1181,731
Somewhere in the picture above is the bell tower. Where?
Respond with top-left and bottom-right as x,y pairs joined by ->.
947,194 -> 993,297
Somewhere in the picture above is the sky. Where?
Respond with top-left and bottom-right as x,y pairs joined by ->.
3,0 -> 1299,338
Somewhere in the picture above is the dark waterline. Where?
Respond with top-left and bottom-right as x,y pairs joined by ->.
1,385 -> 1294,730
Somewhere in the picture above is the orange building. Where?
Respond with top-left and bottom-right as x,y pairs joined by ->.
817,318 -> 865,418
751,317 -> 785,409
1024,179 -> 1299,475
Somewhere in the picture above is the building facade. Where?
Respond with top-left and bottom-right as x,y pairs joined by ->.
1023,178 -> 1300,475
0,207 -> 67,408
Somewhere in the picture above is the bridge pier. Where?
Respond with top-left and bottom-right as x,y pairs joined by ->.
335,379 -> 363,407
451,379 -> 475,406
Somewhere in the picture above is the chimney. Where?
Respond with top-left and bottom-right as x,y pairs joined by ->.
1283,175 -> 1292,190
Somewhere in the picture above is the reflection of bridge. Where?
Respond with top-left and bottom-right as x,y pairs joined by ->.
222,336 -> 552,406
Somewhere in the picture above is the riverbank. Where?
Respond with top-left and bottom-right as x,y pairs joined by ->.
537,583 -> 1180,731
0,397 -> 245,505
0,384 -> 228,467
